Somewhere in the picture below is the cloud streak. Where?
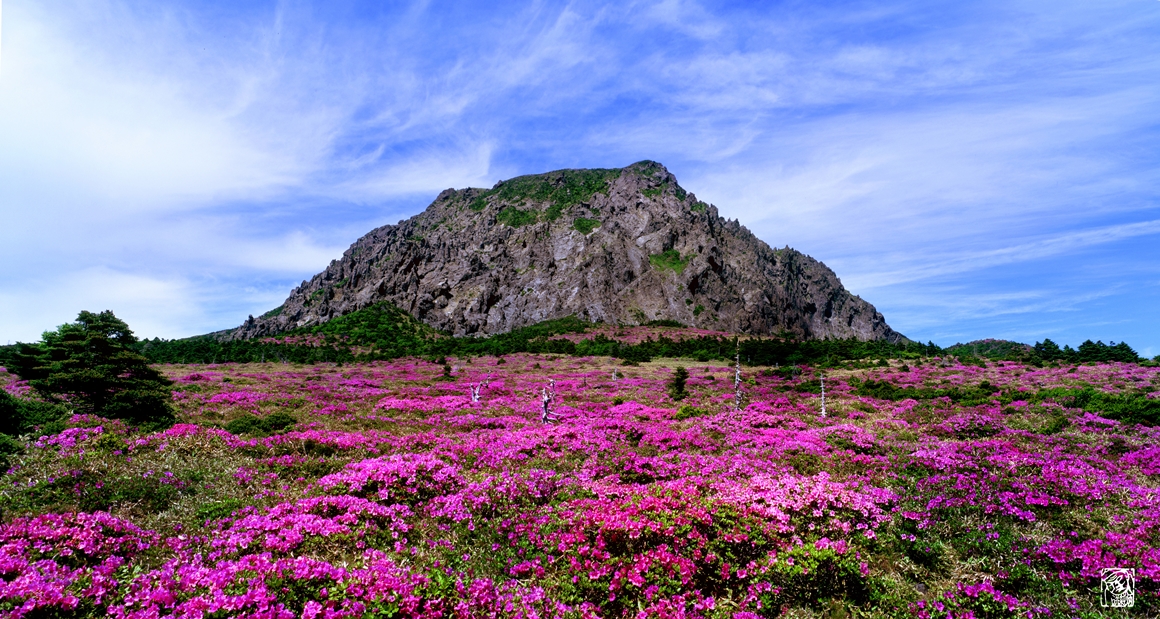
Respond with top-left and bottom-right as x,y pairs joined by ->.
846,219 -> 1160,291
2,0 -> 1158,350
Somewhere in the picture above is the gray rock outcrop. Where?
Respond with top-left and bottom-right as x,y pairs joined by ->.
229,161 -> 906,342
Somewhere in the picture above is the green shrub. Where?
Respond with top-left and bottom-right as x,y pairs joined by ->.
572,217 -> 600,234
852,379 -> 1000,406
674,404 -> 707,420
1030,387 -> 1160,425
667,367 -> 689,401
783,450 -> 823,475
648,250 -> 691,274
225,412 -> 298,437
0,434 -> 23,472
0,390 -> 69,437
1039,414 -> 1071,435
9,469 -> 191,515
753,544 -> 872,610
496,206 -> 538,227
795,379 -> 822,394
487,168 -> 620,212
195,498 -> 251,523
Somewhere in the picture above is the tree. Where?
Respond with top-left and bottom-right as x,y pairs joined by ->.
8,310 -> 175,429
1033,338 -> 1063,361
0,390 -> 68,437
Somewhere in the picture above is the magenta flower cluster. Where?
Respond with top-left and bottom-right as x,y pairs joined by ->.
0,353 -> 1156,617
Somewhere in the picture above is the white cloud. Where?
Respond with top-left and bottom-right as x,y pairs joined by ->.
688,87 -> 1160,260
335,142 -> 497,201
227,231 -> 351,273
842,220 -> 1160,291
0,267 -> 198,343
0,3 -> 308,214
639,0 -> 725,40
1,0 -> 1159,350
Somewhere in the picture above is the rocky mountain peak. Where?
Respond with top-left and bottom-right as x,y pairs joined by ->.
229,161 -> 906,342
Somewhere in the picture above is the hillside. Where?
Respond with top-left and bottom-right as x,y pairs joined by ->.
228,161 -> 905,342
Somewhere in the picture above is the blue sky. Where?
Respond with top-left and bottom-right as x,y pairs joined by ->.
2,0 -> 1158,355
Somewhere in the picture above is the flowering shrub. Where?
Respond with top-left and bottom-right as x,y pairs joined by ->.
0,352 -> 1156,617
317,453 -> 463,504
0,511 -> 155,617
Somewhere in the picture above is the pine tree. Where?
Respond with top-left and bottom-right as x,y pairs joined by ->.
9,311 -> 175,429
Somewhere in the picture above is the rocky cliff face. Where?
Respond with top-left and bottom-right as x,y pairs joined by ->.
230,161 -> 906,342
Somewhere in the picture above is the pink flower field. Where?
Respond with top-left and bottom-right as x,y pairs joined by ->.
1,353 -> 1158,618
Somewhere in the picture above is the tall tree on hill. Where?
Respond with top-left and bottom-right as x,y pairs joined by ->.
7,311 -> 175,429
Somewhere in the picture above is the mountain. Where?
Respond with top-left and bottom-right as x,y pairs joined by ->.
229,161 -> 906,343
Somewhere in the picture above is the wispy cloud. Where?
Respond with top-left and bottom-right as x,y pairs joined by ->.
845,219 -> 1160,291
1,0 -> 1158,350
0,267 -> 200,343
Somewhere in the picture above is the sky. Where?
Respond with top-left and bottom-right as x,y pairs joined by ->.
2,0 -> 1158,355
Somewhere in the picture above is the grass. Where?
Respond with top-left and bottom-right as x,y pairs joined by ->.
469,168 -> 622,221
572,217 -> 600,235
649,249 -> 691,274
495,206 -> 539,228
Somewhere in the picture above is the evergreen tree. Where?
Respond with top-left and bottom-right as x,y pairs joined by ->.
1034,338 -> 1063,360
0,390 -> 68,437
8,311 -> 175,429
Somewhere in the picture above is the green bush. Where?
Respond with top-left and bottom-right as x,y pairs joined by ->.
795,379 -> 822,394
667,367 -> 689,401
648,250 -> 690,274
496,206 -> 538,227
0,434 -> 23,472
0,390 -> 69,437
1031,387 -> 1160,426
1038,414 -> 1071,435
766,366 -> 803,380
195,498 -> 251,523
572,217 -> 600,234
852,379 -> 999,406
8,468 -> 192,515
225,412 -> 298,437
674,404 -> 707,420
485,168 -> 620,212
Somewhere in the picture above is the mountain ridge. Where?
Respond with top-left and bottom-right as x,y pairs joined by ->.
228,161 -> 907,343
